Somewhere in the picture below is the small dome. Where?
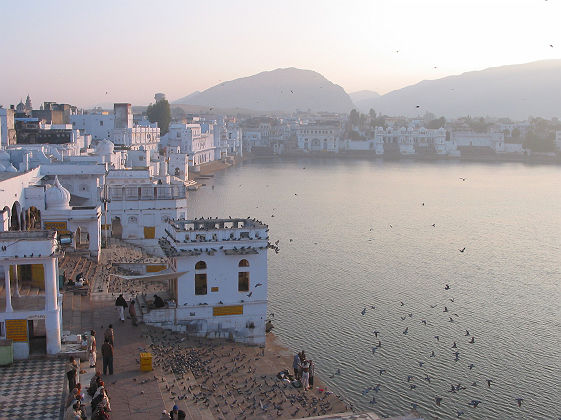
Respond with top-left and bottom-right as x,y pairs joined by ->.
95,139 -> 114,155
45,176 -> 71,210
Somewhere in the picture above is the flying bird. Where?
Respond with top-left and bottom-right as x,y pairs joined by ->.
459,247 -> 466,253
361,307 -> 367,316
515,398 -> 523,407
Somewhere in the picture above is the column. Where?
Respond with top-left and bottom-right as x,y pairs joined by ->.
13,265 -> 20,297
4,265 -> 13,312
45,309 -> 61,354
43,258 -> 58,311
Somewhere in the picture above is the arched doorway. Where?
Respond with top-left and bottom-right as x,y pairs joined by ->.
10,201 -> 21,231
111,217 -> 122,239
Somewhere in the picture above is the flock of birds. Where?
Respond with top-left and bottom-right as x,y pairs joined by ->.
133,327 -> 347,419
341,195 -> 536,419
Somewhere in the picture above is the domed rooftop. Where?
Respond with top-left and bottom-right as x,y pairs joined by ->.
45,176 -> 71,210
95,139 -> 114,155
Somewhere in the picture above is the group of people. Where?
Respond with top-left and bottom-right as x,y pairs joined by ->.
64,367 -> 111,419
115,294 -> 137,325
292,350 -> 314,391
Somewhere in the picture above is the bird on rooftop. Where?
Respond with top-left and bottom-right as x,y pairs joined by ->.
403,327 -> 409,335
486,379 -> 493,387
373,330 -> 379,337
432,223 -> 436,227
445,284 -> 450,290
434,336 -> 440,341
459,177 -> 467,181
468,364 -> 475,370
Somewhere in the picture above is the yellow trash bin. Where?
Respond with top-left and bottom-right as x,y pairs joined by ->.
140,352 -> 152,372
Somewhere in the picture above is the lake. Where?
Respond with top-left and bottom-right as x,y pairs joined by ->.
189,157 -> 561,420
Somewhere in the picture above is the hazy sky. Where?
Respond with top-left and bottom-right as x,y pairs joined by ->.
1,0 -> 559,107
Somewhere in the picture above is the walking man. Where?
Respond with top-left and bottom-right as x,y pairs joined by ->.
101,338 -> 114,375
115,294 -> 128,323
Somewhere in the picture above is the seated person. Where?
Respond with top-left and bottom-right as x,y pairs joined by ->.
153,294 -> 165,308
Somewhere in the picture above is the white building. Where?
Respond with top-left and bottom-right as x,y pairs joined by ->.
450,131 -> 505,153
105,170 -> 188,252
164,123 -> 217,168
0,230 -> 62,358
147,217 -> 269,346
70,111 -> 114,140
555,131 -> 561,151
297,123 -> 340,152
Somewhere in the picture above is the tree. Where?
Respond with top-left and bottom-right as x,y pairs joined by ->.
349,109 -> 360,126
369,108 -> 377,120
427,117 -> 446,129
147,99 -> 171,135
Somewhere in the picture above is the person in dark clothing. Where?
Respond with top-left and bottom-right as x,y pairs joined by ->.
170,405 -> 186,420
101,338 -> 114,375
115,294 -> 128,322
153,294 -> 165,308
66,356 -> 79,392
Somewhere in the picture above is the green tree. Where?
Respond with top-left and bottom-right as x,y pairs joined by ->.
349,109 -> 360,126
147,99 -> 171,135
427,117 -> 446,129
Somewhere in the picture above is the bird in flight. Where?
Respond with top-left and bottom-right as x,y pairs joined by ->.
416,105 -> 420,108
459,247 -> 466,253
468,400 -> 481,408
459,177 -> 467,181
361,307 -> 367,315
515,398 -> 523,407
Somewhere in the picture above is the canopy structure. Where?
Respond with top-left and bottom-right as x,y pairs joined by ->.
111,270 -> 187,282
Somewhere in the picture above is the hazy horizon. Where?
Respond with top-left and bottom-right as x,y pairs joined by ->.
1,0 -> 560,108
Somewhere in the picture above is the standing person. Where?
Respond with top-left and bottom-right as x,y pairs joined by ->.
104,324 -> 114,346
308,359 -> 315,388
66,356 -> 79,392
115,294 -> 128,323
129,299 -> 138,326
300,360 -> 310,391
293,352 -> 301,380
88,330 -> 97,368
101,338 -> 114,375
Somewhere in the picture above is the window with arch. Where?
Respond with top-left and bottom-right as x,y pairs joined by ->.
238,259 -> 250,292
195,260 -> 207,295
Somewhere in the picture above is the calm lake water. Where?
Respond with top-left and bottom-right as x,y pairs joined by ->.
189,158 -> 561,420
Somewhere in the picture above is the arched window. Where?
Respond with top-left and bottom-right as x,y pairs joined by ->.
195,261 -> 207,295
238,259 -> 250,292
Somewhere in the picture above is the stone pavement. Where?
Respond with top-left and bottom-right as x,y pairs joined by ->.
62,293 -> 168,419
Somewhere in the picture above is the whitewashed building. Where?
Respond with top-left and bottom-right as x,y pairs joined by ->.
0,230 -> 62,358
148,218 -> 269,346
70,111 -> 114,141
297,123 -> 340,152
164,123 -> 217,168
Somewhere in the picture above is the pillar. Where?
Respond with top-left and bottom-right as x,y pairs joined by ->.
3,265 -> 13,312
43,258 -> 58,311
13,265 -> 20,297
46,309 -> 61,354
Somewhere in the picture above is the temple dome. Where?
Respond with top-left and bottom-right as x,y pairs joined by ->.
95,139 -> 114,155
45,176 -> 71,210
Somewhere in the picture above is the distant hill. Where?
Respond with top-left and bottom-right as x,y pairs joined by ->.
361,60 -> 561,119
349,90 -> 380,110
173,68 -> 354,113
